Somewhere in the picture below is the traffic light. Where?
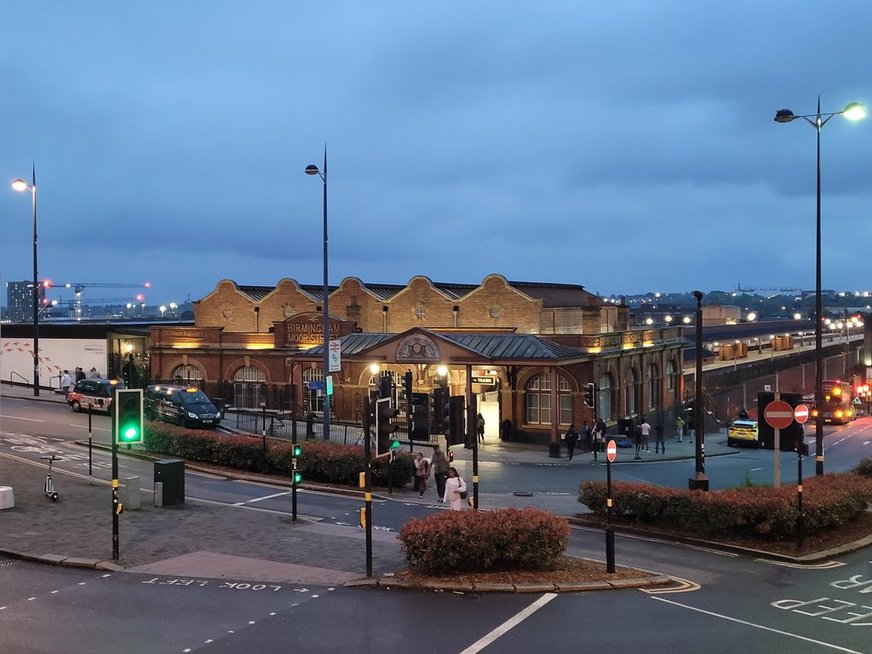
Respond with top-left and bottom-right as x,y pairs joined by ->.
377,398 -> 399,453
293,470 -> 303,484
293,443 -> 302,457
409,392 -> 430,440
379,374 -> 393,400
433,387 -> 447,433
403,371 -> 413,401
114,389 -> 143,445
583,383 -> 595,408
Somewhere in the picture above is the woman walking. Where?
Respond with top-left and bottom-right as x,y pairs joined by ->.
431,444 -> 450,501
413,452 -> 430,497
442,467 -> 467,511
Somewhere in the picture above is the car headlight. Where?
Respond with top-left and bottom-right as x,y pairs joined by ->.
187,411 -> 198,419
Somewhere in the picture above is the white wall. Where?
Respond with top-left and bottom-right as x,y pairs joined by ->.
0,337 -> 107,389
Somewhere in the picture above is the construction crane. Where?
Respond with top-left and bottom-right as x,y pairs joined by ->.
54,281 -> 151,320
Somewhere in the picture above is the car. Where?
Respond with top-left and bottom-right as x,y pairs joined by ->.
728,419 -> 759,447
66,378 -> 125,413
144,384 -> 221,429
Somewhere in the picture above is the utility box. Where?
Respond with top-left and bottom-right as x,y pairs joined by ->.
154,459 -> 185,506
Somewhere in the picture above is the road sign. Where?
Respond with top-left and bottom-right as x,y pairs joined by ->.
328,339 -> 341,373
606,440 -> 617,463
307,380 -> 325,391
794,403 -> 809,424
764,400 -> 793,430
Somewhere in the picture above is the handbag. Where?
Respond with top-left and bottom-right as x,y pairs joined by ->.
459,478 -> 468,500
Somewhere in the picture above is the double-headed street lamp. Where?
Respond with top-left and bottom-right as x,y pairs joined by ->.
11,165 -> 40,397
775,98 -> 866,475
305,147 -> 330,441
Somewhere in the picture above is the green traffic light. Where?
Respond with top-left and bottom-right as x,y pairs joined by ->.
390,440 -> 400,450
121,425 -> 140,442
293,471 -> 302,484
293,444 -> 302,457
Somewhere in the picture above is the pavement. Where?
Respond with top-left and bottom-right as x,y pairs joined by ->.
0,383 -> 732,591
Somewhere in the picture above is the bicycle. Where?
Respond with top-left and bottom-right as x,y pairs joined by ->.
40,455 -> 60,502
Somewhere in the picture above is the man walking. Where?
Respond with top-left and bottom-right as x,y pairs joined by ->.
675,415 -> 685,442
564,424 -> 579,461
640,418 -> 651,452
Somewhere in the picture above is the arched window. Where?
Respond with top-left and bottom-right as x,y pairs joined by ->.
598,374 -> 613,421
171,364 -> 202,385
626,367 -> 640,416
233,365 -> 266,408
303,367 -> 324,414
666,360 -> 677,392
525,372 -> 572,426
647,363 -> 660,410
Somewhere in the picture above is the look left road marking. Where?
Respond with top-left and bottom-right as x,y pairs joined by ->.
457,593 -> 557,654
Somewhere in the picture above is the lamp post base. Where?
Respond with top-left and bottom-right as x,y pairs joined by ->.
688,474 -> 709,491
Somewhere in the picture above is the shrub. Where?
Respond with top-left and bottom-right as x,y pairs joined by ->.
399,507 -> 569,574
142,421 -> 414,488
578,472 -> 872,541
857,456 -> 872,478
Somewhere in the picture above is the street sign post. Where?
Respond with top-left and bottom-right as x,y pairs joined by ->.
606,439 -> 617,463
605,439 -> 616,573
765,398 -> 793,488
328,339 -> 341,373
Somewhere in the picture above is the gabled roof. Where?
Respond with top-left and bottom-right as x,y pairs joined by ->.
236,284 -> 332,303
302,330 -> 587,363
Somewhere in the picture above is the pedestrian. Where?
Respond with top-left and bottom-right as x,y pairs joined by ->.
443,467 -> 467,510
431,444 -> 450,501
500,418 -> 512,442
87,367 -> 100,379
634,421 -> 643,459
738,407 -> 748,420
655,420 -> 665,454
413,452 -> 430,497
305,411 -> 316,440
640,418 -> 651,452
476,413 -> 485,444
580,421 -> 591,452
592,417 -> 606,460
675,415 -> 685,442
564,424 -> 579,460
60,370 -> 72,394
75,367 -> 85,382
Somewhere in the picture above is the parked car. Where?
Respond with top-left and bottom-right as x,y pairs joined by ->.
144,384 -> 221,429
66,378 -> 125,413
728,419 -> 759,447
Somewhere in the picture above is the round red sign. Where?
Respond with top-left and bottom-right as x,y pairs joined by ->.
764,400 -> 794,430
606,440 -> 617,463
794,403 -> 809,424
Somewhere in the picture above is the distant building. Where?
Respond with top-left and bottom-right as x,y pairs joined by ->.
6,280 -> 45,323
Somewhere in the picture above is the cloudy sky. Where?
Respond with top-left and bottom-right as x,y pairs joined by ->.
2,2 -> 871,309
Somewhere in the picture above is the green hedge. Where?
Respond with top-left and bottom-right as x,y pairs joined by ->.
142,421 -> 413,488
857,456 -> 872,478
399,507 -> 570,574
579,473 -> 872,541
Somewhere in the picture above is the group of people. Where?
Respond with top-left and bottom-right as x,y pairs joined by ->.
59,366 -> 102,393
563,418 -> 608,460
413,445 -> 469,510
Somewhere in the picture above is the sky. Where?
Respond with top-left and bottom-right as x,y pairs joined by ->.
2,2 -> 872,309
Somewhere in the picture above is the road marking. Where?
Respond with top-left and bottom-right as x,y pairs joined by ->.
0,414 -> 44,423
756,558 -> 845,570
652,596 -> 866,653
642,576 -> 701,594
232,491 -> 291,506
456,593 -> 557,654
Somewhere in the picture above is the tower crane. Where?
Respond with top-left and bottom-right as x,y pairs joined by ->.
56,281 -> 151,320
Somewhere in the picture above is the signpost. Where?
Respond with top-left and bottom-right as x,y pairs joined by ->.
765,398 -> 793,487
793,403 -> 809,550
328,339 -> 341,373
794,403 -> 809,425
605,439 -> 616,573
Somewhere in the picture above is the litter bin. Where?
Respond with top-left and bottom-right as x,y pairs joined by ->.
154,459 -> 185,506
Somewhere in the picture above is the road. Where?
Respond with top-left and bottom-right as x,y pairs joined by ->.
2,537 -> 870,653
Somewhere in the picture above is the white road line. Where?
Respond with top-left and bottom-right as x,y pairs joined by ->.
69,424 -> 111,432
232,491 -> 291,506
652,596 -> 866,654
456,593 -> 557,654
0,414 -> 44,423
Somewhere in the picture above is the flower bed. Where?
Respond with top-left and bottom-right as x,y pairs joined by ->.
399,507 -> 570,574
142,421 -> 413,487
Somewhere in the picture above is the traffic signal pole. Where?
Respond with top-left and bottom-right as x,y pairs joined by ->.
363,397 -> 373,578
291,384 -> 298,522
110,386 -> 119,560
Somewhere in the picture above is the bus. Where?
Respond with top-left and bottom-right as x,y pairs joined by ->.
811,380 -> 854,425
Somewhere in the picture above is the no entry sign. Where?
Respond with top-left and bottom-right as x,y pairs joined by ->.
764,400 -> 794,430
606,440 -> 617,463
794,404 -> 810,424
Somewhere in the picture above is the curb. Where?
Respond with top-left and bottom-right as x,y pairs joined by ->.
0,547 -> 124,572
344,573 -> 674,594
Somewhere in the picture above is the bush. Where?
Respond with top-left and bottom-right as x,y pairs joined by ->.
857,456 -> 872,478
578,472 -> 872,541
399,508 -> 569,575
142,421 -> 414,488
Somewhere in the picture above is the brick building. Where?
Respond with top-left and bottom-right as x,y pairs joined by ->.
148,274 -> 684,452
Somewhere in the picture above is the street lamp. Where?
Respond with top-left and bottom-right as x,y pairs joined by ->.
11,165 -> 40,396
689,290 -> 708,491
305,147 -> 330,441
775,98 -> 866,475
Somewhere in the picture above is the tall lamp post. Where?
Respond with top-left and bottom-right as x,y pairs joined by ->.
11,165 -> 40,397
775,98 -> 866,475
305,147 -> 330,441
689,290 -> 708,491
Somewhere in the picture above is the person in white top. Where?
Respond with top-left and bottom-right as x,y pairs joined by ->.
442,467 -> 467,511
60,370 -> 72,394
